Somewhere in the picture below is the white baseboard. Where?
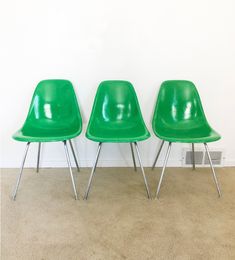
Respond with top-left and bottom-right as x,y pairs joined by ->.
1,159 -> 181,168
223,160 -> 235,167
1,159 -> 234,168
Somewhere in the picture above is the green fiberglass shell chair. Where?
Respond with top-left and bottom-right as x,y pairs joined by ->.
12,79 -> 82,200
84,80 -> 151,199
152,80 -> 221,198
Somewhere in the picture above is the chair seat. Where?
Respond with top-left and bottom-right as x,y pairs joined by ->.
13,126 -> 82,142
86,121 -> 150,142
154,124 -> 221,143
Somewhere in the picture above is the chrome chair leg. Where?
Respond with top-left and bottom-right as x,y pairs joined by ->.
130,143 -> 137,171
84,142 -> 102,200
36,142 -> 41,173
134,142 -> 151,199
204,143 -> 222,197
156,142 -> 172,199
152,140 -> 164,170
63,141 -> 78,200
69,139 -> 80,172
192,143 -> 195,170
12,142 -> 30,200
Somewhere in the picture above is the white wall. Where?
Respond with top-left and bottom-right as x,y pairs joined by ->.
1,0 -> 235,168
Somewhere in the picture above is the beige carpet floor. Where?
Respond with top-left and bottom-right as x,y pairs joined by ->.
1,167 -> 235,260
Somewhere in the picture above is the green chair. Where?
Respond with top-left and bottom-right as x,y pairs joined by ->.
152,80 -> 221,198
12,79 -> 82,200
84,80 -> 151,199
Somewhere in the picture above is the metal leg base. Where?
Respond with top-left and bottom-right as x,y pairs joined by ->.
192,143 -> 195,170
130,143 -> 137,171
204,143 -> 222,197
36,142 -> 41,173
156,142 -> 172,199
134,142 -> 151,199
63,141 -> 78,200
152,140 -> 164,170
69,140 -> 80,172
12,142 -> 30,200
84,142 -> 102,200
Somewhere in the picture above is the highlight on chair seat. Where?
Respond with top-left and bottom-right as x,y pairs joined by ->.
84,80 -> 151,199
151,80 -> 221,198
12,79 -> 82,200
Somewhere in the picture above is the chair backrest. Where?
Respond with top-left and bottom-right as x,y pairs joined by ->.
22,79 -> 82,130
89,80 -> 144,123
152,80 -> 208,129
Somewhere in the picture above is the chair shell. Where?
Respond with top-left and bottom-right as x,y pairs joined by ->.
86,80 -> 150,143
152,80 -> 220,143
13,79 -> 82,142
